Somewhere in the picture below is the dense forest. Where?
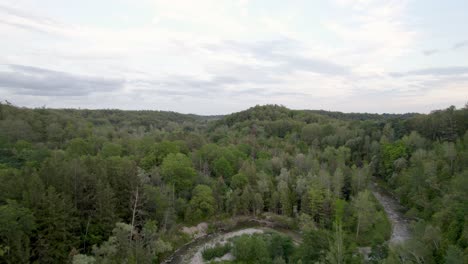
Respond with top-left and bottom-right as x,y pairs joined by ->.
0,101 -> 467,263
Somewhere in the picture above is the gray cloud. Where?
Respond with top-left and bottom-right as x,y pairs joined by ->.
0,64 -> 124,96
129,75 -> 239,96
123,38 -> 348,100
422,49 -> 439,56
204,38 -> 349,76
390,66 -> 468,77
453,40 -> 468,50
280,55 -> 349,75
127,70 -> 306,99
228,88 -> 307,97
421,40 -> 468,56
0,4 -> 70,35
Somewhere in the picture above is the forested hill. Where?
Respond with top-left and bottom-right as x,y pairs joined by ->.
214,104 -> 415,127
1,103 -> 463,143
304,109 -> 417,121
0,101 -> 467,263
218,104 -> 418,123
0,103 -> 215,142
212,104 -> 466,141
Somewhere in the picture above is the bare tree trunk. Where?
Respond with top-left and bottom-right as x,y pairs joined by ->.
357,170 -> 361,191
450,159 -> 454,175
74,160 -> 78,209
199,157 -> 202,174
163,210 -> 168,231
163,184 -> 175,231
355,214 -> 361,240
130,186 -> 139,241
83,216 -> 91,251
172,183 -> 175,206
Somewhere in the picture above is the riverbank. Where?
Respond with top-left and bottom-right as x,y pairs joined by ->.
162,215 -> 302,264
164,179 -> 413,263
370,178 -> 411,244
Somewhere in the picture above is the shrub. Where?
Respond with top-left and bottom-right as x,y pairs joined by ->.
202,243 -> 232,261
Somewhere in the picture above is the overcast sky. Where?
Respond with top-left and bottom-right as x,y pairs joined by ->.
0,0 -> 467,114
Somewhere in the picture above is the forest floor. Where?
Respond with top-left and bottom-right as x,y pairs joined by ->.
370,179 -> 411,244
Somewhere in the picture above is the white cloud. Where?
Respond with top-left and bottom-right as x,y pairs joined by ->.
150,0 -> 251,37
0,4 -> 78,37
326,0 -> 416,68
0,0 -> 466,114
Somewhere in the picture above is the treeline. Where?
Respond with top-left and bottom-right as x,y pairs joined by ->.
0,102 -> 466,263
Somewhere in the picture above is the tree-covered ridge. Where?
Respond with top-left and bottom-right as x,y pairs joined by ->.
0,102 -> 212,144
0,101 -> 467,263
304,109 -> 417,121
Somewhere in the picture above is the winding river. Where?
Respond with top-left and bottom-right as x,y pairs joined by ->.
162,219 -> 301,264
164,181 -> 411,263
370,181 -> 411,244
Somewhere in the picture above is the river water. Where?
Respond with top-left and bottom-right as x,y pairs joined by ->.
370,181 -> 411,244
162,220 -> 301,264
164,182 -> 411,263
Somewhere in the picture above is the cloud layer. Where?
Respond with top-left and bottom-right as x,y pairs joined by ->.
0,64 -> 124,96
0,0 -> 467,114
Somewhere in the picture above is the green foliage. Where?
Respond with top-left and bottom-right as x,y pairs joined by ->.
143,185 -> 173,227
444,245 -> 464,264
308,186 -> 327,225
380,141 -> 408,178
213,157 -> 235,180
334,199 -> 346,223
100,142 -> 122,158
0,200 -> 36,263
231,173 -> 248,189
0,102 -> 467,264
352,190 -> 391,245
201,232 -> 297,263
231,234 -> 271,264
202,243 -> 232,261
161,153 -> 196,195
140,140 -> 180,170
187,185 -> 216,222
326,222 -> 345,264
91,222 -> 172,264
266,233 -> 294,262
294,229 -> 329,263
72,254 -> 96,264
33,187 -> 79,263
67,138 -> 92,157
